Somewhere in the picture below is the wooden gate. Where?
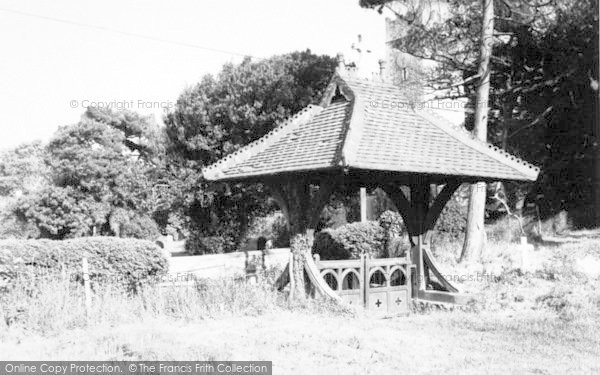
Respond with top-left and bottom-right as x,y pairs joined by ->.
313,253 -> 413,314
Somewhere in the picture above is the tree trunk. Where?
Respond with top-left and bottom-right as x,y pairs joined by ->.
596,15 -> 600,227
461,0 -> 494,263
289,232 -> 312,299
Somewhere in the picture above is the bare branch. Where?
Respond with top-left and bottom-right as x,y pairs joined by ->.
491,184 -> 525,236
508,105 -> 553,138
430,73 -> 482,91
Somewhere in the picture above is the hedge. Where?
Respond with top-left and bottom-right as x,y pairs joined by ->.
0,237 -> 168,289
313,221 -> 386,260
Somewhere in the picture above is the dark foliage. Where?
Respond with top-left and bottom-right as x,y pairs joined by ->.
164,51 -> 338,248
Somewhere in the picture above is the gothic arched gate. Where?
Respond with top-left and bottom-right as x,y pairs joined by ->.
313,253 -> 413,314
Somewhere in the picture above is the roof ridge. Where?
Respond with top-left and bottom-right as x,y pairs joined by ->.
340,76 -> 415,107
202,104 -> 323,179
415,108 -> 540,179
339,95 -> 363,167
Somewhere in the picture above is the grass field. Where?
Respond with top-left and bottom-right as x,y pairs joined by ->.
2,309 -> 598,374
1,234 -> 600,374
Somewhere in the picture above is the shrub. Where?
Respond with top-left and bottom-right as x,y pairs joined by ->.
119,215 -> 161,240
378,210 -> 404,238
377,211 -> 410,258
434,198 -> 467,240
318,202 -> 348,229
109,209 -> 161,240
313,221 -> 385,260
0,237 -> 168,290
14,186 -> 98,239
0,211 -> 40,239
185,233 -> 227,255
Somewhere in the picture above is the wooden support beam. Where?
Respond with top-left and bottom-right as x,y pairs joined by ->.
409,182 -> 429,293
422,245 -> 459,293
360,187 -> 367,222
381,184 -> 418,238
410,181 -> 430,233
275,262 -> 290,291
304,255 -> 342,302
411,239 -> 426,292
423,181 -> 461,244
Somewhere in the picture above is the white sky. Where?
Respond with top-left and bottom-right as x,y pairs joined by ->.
0,0 -> 388,150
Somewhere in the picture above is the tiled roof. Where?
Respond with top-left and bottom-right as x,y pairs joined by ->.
202,103 -> 349,180
203,72 -> 539,182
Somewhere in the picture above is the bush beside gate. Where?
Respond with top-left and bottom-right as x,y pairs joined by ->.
313,221 -> 386,260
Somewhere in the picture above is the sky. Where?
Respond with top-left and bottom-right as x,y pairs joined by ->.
0,0 -> 389,150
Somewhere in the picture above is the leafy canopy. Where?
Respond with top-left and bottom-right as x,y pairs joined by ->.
163,50 -> 338,251
13,108 -> 164,239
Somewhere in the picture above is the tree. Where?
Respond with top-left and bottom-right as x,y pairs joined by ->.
461,0 -> 494,262
0,142 -> 51,239
164,50 -> 338,251
0,141 -> 50,197
361,0 -> 599,237
14,186 -> 103,239
84,106 -> 165,161
13,108 -> 164,240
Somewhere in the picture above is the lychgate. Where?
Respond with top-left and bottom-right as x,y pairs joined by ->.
203,66 -> 539,308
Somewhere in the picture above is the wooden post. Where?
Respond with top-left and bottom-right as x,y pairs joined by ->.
364,252 -> 370,308
288,251 -> 295,299
360,252 -> 366,308
360,187 -> 367,222
411,183 -> 429,293
82,258 -> 91,320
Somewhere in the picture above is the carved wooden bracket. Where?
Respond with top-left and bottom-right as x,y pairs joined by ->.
423,180 -> 461,244
383,181 -> 461,244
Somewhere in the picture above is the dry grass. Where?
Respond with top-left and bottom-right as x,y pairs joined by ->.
1,309 -> 598,374
1,234 -> 600,374
0,269 -> 350,335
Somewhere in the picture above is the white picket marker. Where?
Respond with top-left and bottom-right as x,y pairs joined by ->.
82,258 -> 91,320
